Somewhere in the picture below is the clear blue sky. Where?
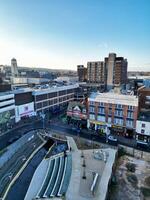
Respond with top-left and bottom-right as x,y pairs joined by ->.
0,0 -> 150,70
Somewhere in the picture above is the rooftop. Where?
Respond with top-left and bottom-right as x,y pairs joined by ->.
89,92 -> 138,106
32,83 -> 79,95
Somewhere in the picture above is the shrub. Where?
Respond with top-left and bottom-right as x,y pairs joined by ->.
126,162 -> 136,172
127,174 -> 138,186
145,176 -> 150,187
141,187 -> 150,197
118,147 -> 126,158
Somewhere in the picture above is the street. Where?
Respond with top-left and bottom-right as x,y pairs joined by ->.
0,118 -> 149,154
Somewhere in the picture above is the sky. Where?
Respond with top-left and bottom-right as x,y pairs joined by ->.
0,0 -> 150,71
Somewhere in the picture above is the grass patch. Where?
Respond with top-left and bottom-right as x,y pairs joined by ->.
141,187 -> 150,197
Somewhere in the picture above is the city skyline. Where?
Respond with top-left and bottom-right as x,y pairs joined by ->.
0,0 -> 150,70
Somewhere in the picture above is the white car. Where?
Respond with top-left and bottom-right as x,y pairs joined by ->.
108,135 -> 118,142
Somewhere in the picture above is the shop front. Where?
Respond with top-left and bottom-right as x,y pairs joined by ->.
111,125 -> 125,136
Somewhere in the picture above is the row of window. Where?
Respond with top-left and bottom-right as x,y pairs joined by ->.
89,106 -> 134,119
36,94 -> 74,109
89,114 -> 134,127
35,89 -> 74,101
89,102 -> 135,111
35,93 -> 74,102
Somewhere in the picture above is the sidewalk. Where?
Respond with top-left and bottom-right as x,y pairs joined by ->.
49,119 -> 137,148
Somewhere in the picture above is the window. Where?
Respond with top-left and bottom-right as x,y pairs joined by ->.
127,111 -> 133,119
98,107 -> 105,114
115,110 -> 123,117
89,114 -> 95,120
82,109 -> 86,113
114,118 -> 123,125
142,123 -> 145,128
97,115 -> 105,122
108,117 -> 112,123
141,129 -> 145,134
90,101 -> 94,106
116,104 -> 123,109
89,106 -> 95,113
128,105 -> 134,111
99,102 -> 104,107
109,103 -> 112,108
126,120 -> 133,128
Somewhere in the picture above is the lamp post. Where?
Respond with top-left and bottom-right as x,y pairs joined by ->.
40,112 -> 45,129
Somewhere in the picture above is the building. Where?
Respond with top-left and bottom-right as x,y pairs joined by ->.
67,101 -> 87,127
77,65 -> 87,82
136,111 -> 150,147
87,92 -> 138,137
138,86 -> 150,111
14,88 -> 36,122
32,84 -> 79,115
105,53 -> 128,90
55,76 -> 78,84
0,92 -> 15,132
87,61 -> 106,88
11,58 -> 18,77
143,78 -> 150,88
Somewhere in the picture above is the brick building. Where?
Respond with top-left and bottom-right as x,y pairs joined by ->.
77,65 -> 87,82
87,92 -> 138,137
138,86 -> 150,111
87,61 -> 106,87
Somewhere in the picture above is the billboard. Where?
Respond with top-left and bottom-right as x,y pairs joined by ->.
15,102 -> 35,122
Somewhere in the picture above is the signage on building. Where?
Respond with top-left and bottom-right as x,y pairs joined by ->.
67,105 -> 87,120
15,102 -> 35,122
89,120 -> 106,125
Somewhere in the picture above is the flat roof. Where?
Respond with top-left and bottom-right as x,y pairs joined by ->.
89,92 -> 138,106
32,84 -> 79,95
0,91 -> 14,97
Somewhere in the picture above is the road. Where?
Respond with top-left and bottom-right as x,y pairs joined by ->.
6,147 -> 47,200
0,119 -> 149,153
0,133 -> 43,198
0,121 -> 39,151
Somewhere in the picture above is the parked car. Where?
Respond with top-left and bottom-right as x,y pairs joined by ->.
108,135 -> 118,145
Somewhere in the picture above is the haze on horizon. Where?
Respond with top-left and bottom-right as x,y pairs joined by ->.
0,0 -> 150,71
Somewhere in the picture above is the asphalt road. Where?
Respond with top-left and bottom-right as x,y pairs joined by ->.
0,121 -> 39,151
0,119 -> 150,153
6,147 -> 47,200
0,133 -> 42,198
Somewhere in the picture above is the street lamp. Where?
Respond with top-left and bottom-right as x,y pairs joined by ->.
40,112 -> 45,129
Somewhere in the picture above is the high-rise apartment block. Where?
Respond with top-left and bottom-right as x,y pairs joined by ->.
105,53 -> 128,89
87,61 -> 106,85
77,53 -> 128,90
77,65 -> 87,82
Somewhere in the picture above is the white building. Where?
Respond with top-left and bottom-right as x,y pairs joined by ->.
0,93 -> 15,129
136,111 -> 150,146
11,58 -> 18,77
33,84 -> 79,114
